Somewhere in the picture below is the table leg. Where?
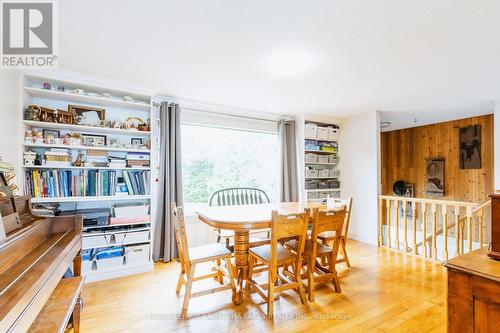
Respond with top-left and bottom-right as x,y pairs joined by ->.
232,230 -> 250,305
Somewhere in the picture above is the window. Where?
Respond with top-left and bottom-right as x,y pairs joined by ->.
181,122 -> 279,215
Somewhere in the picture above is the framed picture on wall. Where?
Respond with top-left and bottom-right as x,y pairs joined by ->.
459,125 -> 481,169
425,158 -> 445,197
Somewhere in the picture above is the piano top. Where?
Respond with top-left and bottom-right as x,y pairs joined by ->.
0,195 -> 82,332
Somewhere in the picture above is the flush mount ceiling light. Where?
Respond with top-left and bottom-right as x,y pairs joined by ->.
380,121 -> 392,129
263,48 -> 318,77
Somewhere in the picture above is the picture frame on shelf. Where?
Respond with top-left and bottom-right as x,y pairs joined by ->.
39,107 -> 58,123
69,104 -> 106,126
131,138 -> 142,148
108,138 -> 121,147
55,109 -> 76,124
42,129 -> 60,139
81,134 -> 107,147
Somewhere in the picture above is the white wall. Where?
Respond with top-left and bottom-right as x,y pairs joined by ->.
0,72 -> 22,174
340,111 -> 381,245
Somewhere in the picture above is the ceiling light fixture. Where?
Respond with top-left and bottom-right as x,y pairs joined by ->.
263,48 -> 318,78
380,121 -> 392,129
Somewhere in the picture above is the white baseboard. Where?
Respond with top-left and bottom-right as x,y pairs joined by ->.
83,262 -> 154,283
348,233 -> 378,246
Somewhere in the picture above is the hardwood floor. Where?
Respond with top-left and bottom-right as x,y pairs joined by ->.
81,241 -> 446,332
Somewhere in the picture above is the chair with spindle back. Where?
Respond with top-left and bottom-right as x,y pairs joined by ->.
209,188 -> 271,249
171,203 -> 236,317
285,208 -> 346,302
317,197 -> 353,267
247,210 -> 309,317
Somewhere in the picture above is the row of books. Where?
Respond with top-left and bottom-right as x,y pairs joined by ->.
122,170 -> 150,195
24,170 -> 150,198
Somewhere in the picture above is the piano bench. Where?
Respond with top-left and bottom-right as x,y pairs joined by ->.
28,276 -> 85,333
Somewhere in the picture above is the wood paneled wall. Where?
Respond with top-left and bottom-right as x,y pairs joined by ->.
381,115 -> 494,203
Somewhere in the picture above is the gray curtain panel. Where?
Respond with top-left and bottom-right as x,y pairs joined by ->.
278,119 -> 299,202
153,102 -> 183,262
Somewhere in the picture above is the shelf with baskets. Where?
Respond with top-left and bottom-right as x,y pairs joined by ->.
21,72 -> 156,282
303,121 -> 341,202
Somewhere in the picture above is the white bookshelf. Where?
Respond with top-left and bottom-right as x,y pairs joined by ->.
21,72 -> 156,282
300,119 -> 341,203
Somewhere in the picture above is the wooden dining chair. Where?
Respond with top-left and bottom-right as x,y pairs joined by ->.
285,208 -> 346,302
317,197 -> 353,267
247,210 -> 309,317
209,188 -> 271,249
171,203 -> 236,317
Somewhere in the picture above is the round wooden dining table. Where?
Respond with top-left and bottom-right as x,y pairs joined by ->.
196,202 -> 324,304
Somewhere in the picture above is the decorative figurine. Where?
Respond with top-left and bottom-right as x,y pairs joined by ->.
23,152 -> 37,166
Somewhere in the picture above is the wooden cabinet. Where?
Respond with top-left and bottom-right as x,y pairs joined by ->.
445,248 -> 500,333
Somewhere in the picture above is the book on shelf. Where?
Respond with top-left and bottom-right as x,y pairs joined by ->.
126,152 -> 150,161
86,149 -> 109,167
25,169 -> 150,198
127,160 -> 150,168
122,170 -> 150,195
44,148 -> 71,165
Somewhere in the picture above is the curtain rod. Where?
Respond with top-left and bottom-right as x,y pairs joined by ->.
182,107 -> 281,124
153,100 -> 294,123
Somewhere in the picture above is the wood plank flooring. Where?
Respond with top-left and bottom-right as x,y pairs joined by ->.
80,241 -> 446,332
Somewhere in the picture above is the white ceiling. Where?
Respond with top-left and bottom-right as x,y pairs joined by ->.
58,0 -> 500,121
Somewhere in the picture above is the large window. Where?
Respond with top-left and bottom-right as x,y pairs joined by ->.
181,122 -> 279,214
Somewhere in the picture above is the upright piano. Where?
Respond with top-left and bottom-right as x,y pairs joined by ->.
0,195 -> 83,333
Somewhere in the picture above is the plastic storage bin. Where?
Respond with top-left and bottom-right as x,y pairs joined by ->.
329,179 -> 341,189
317,127 -> 329,140
329,155 -> 339,164
82,259 -> 95,272
116,230 -> 150,245
318,181 -> 330,189
95,256 -> 125,270
305,123 -> 318,139
318,169 -> 330,178
329,169 -> 340,178
318,191 -> 330,199
327,126 -> 339,141
83,234 -> 114,249
305,139 -> 319,151
305,167 -> 318,178
305,153 -> 318,163
125,244 -> 150,265
307,192 -> 319,200
114,204 -> 150,218
305,180 -> 319,190
317,155 -> 329,163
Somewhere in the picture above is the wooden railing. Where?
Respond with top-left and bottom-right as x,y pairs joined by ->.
378,195 -> 490,262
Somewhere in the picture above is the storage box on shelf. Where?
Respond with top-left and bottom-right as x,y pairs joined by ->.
20,72 -> 155,282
